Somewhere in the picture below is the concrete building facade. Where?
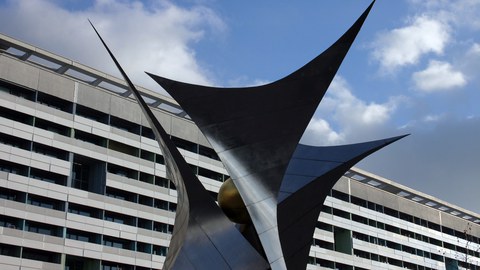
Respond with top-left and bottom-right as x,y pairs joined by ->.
0,33 -> 479,270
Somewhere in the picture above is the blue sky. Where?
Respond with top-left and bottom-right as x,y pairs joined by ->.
0,0 -> 479,214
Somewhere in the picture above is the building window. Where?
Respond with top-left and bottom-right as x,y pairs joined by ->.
0,132 -> 31,150
141,126 -> 155,140
316,221 -> 333,232
110,115 -> 140,135
107,163 -> 137,179
0,215 -> 22,230
76,104 -> 108,124
72,155 -> 106,194
65,255 -> 100,270
32,142 -> 69,160
104,211 -> 135,226
108,140 -> 139,157
155,176 -> 169,188
0,187 -> 25,202
198,145 -> 220,161
313,239 -> 334,250
154,222 -> 173,234
0,80 -> 35,101
137,242 -> 152,254
153,245 -> 168,256
25,220 -> 63,237
36,92 -> 73,113
66,228 -> 99,244
34,118 -> 71,136
103,236 -> 134,251
138,195 -> 153,207
74,129 -> 107,147
350,196 -> 367,208
138,218 -> 153,230
171,136 -> 198,153
335,262 -> 353,270
22,247 -> 61,264
30,167 -> 67,186
0,242 -> 21,257
198,167 -> 224,182
27,194 -> 65,211
105,187 -> 136,203
68,203 -> 102,219
354,249 -> 370,259
331,190 -> 349,202
333,208 -> 350,219
140,150 -> 155,162
334,227 -> 352,255
0,106 -> 34,125
0,159 -> 28,176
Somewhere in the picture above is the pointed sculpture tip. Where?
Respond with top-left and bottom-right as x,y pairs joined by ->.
384,133 -> 409,145
87,19 -> 96,32
361,0 -> 375,19
145,71 -> 155,78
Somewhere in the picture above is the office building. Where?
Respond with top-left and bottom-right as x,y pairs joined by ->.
1,33 -> 479,270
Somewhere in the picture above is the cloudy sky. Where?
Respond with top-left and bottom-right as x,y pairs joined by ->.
0,0 -> 479,214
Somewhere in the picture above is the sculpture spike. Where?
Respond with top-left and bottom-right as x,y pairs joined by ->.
146,2 -> 376,268
89,20 -> 268,270
278,134 -> 408,270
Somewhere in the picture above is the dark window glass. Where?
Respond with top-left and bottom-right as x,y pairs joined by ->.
22,247 -> 61,263
0,80 -> 35,101
37,92 -> 73,113
76,104 -> 108,124
27,194 -> 65,211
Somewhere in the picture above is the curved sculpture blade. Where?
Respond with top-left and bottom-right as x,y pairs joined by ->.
147,2 -> 375,268
277,135 -> 408,270
89,21 -> 268,270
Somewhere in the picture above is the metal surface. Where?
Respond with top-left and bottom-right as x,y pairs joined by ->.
91,1 -> 408,269
277,136 -> 407,270
147,2 -> 378,269
90,22 -> 269,270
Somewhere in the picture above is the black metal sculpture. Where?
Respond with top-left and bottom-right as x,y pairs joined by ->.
92,1 -> 407,269
90,21 -> 269,270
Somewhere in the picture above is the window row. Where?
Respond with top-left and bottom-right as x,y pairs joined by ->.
0,188 -> 176,233
351,231 -> 444,262
0,80 -> 220,161
332,189 -> 480,244
1,150 -> 226,213
308,256 -> 367,270
0,108 -> 229,184
353,249 -> 439,270
320,202 -> 480,258
0,242 -> 156,269
0,215 -> 169,255
311,232 -> 440,269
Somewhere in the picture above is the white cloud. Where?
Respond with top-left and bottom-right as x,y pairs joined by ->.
412,60 -> 466,92
0,0 -> 226,92
325,77 -> 400,128
303,118 -> 343,146
468,43 -> 480,55
372,16 -> 450,71
409,0 -> 480,30
302,77 -> 403,146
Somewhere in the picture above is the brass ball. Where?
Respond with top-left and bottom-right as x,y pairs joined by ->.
217,178 -> 251,224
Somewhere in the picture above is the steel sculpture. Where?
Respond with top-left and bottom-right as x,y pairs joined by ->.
92,1 -> 407,269
90,22 -> 269,270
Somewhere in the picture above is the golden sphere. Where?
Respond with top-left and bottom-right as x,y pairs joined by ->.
217,178 -> 251,224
